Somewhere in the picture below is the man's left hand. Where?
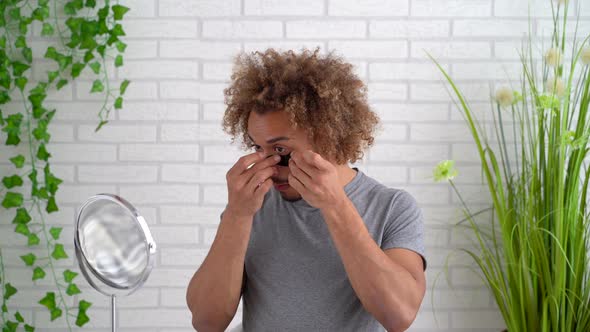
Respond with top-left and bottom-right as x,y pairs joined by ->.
287,150 -> 347,210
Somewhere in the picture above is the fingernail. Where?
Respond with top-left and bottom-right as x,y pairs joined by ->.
274,155 -> 280,161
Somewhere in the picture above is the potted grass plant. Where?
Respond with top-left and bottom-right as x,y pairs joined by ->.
428,0 -> 590,331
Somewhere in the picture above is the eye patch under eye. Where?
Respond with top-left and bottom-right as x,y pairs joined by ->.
267,153 -> 291,167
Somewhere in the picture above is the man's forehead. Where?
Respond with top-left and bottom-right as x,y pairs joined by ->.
247,133 -> 291,144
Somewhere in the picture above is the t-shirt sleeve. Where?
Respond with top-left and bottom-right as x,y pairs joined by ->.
381,189 -> 427,270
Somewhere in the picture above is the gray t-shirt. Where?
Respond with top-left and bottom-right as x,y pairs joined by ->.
239,167 -> 426,331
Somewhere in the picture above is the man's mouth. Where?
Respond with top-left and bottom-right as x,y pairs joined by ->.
273,180 -> 290,191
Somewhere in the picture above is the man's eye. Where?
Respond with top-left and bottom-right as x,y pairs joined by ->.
274,147 -> 286,154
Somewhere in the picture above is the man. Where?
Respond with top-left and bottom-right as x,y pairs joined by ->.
186,48 -> 427,332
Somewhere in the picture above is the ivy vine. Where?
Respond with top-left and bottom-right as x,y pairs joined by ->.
0,0 -> 131,331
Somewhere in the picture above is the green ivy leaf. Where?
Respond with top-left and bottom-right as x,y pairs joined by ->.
28,92 -> 47,108
32,7 -> 50,21
89,61 -> 100,74
5,320 -> 18,331
20,253 -> 36,266
2,192 -> 23,208
12,207 -> 31,224
75,300 -> 92,327
28,233 -> 40,246
22,47 -> 33,63
120,79 -> 130,95
56,79 -> 68,90
44,165 -> 63,195
50,307 -> 62,321
0,36 -> 6,48
44,46 -> 57,60
12,61 -> 30,76
4,283 -> 17,300
90,79 -> 104,93
49,227 -> 62,240
15,77 -> 27,91
14,311 -> 24,323
0,90 -> 11,105
2,174 -> 23,188
46,196 -> 58,213
112,5 -> 130,20
114,54 -> 123,67
51,244 -> 68,260
71,62 -> 85,78
9,155 -> 25,168
114,96 -> 123,109
47,70 -> 59,83
14,36 -> 26,48
116,41 -> 127,53
63,269 -> 78,283
110,23 -> 125,37
66,283 -> 81,296
24,324 -> 34,332
39,292 -> 56,310
85,0 -> 96,8
15,223 -> 30,236
41,22 -> 54,36
32,266 -> 46,280
8,7 -> 21,20
37,144 -> 50,161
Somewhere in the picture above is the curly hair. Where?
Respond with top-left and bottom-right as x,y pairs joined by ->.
222,47 -> 380,164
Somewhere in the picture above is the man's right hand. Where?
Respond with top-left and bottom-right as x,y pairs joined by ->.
225,151 -> 280,218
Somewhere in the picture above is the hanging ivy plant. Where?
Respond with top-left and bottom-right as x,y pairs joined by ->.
0,0 -> 130,330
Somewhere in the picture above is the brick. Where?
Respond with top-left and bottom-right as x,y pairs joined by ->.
202,103 -> 226,121
160,206 -> 225,225
411,0 -> 491,17
119,144 -> 199,161
202,62 -> 233,81
118,60 -> 199,79
372,103 -> 448,122
244,41 -> 326,54
329,40 -> 407,59
453,19 -> 529,37
160,40 -> 242,59
203,20 -> 283,39
329,0 -> 408,16
159,0 -> 241,17
364,165 -> 407,183
412,41 -> 492,59
119,185 -> 199,204
370,20 -> 450,38
123,0 -> 156,17
410,123 -> 474,142
160,81 -> 225,101
410,83 -> 491,102
150,226 -> 199,244
78,124 -> 157,142
118,102 -> 200,121
245,0 -> 324,16
56,184 -> 117,204
160,288 -> 189,307
536,18 -> 590,38
203,144 -> 247,163
50,143 -> 117,163
452,62 -> 522,80
78,165 -> 158,183
202,184 -> 228,205
369,142 -> 448,162
369,62 -> 449,80
368,83 -> 408,100
119,309 -> 192,327
286,20 -> 366,39
374,123 -> 408,141
160,248 -> 209,266
48,102 -> 116,121
451,310 -> 505,329
161,123 -> 230,142
162,164 -> 228,183
76,80 -> 158,100
124,20 -> 198,38
494,0 -> 554,17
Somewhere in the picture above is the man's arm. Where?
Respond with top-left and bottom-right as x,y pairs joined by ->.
320,198 -> 426,332
186,210 -> 253,331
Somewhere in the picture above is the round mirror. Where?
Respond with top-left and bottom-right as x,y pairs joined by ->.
74,193 -> 156,331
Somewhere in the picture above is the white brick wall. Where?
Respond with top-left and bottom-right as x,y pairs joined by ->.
1,0 -> 588,331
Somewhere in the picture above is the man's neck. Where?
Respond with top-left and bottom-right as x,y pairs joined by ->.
335,164 -> 358,188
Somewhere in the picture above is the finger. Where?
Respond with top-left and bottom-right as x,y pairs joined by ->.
229,152 -> 266,176
254,177 -> 273,196
246,167 -> 276,192
288,173 -> 306,194
246,154 -> 280,175
289,159 -> 312,187
302,150 -> 331,171
290,151 -> 319,178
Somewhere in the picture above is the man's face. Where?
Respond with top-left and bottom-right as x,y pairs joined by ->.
247,111 -> 314,202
